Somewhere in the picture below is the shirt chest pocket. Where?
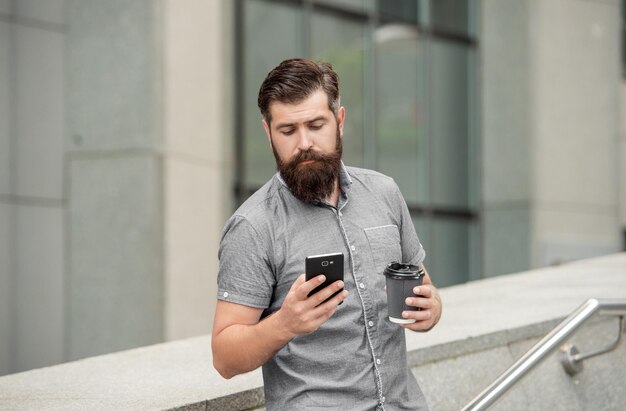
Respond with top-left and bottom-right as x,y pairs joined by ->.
364,225 -> 402,276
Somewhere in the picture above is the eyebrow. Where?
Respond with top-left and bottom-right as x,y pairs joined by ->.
275,116 -> 328,130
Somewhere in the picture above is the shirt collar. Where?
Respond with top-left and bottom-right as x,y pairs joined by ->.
337,161 -> 352,198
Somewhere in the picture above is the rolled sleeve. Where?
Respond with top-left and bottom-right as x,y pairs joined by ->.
217,215 -> 275,308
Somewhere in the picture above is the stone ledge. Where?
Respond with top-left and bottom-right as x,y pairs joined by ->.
407,318 -> 561,368
0,253 -> 624,410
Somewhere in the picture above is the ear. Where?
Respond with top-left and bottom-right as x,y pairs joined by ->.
337,106 -> 346,138
262,118 -> 272,144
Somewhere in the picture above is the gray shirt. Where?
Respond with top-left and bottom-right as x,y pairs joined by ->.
217,164 -> 428,410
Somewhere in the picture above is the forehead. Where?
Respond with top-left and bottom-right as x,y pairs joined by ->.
268,89 -> 332,125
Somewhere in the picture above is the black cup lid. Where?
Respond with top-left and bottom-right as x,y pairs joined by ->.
384,262 -> 423,279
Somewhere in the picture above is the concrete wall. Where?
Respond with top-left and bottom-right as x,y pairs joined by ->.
481,0 -> 533,276
0,0 -> 66,375
161,0 -> 227,341
530,0 -> 622,267
67,0 -> 165,360
66,0 -> 228,360
618,81 -> 626,241
0,0 -> 229,374
481,0 -> 623,277
414,317 -> 625,411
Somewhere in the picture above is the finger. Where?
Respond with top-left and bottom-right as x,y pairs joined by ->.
401,308 -> 432,323
401,312 -> 436,332
293,273 -> 326,300
413,285 -> 432,297
405,296 -> 434,310
310,280 -> 345,307
312,288 -> 348,319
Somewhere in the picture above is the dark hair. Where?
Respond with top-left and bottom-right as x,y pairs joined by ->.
257,58 -> 340,124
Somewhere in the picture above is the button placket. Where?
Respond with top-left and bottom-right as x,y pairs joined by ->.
335,211 -> 385,404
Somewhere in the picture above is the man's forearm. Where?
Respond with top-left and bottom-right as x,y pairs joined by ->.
212,311 -> 294,379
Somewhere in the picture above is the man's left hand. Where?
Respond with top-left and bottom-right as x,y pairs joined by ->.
401,284 -> 442,332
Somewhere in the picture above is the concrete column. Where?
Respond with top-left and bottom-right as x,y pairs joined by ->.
0,4 -> 12,375
161,0 -> 227,341
0,0 -> 66,374
618,80 -> 626,246
481,0 -> 533,276
66,0 -> 228,359
67,0 -> 164,360
481,0 -> 622,276
529,0 -> 621,266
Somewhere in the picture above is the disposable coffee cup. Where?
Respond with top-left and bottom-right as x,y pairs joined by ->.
384,262 -> 425,324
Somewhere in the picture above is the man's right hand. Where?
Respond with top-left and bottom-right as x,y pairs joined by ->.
276,273 -> 348,337
212,273 -> 347,379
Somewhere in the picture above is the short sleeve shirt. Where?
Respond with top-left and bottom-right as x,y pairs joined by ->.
217,164 -> 428,411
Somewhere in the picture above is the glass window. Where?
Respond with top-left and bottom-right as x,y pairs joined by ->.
311,10 -> 366,167
375,24 -> 428,204
378,0 -> 419,24
236,0 -> 480,285
431,0 -> 470,36
429,218 -> 470,287
430,38 -> 470,209
243,0 -> 304,188
412,215 -> 431,264
318,0 -> 375,13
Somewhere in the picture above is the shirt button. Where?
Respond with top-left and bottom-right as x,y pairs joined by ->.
376,358 -> 382,365
368,321 -> 374,327
359,283 -> 365,289
351,245 -> 356,251
223,292 -> 229,298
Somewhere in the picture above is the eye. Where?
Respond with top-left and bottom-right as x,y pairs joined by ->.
281,128 -> 295,136
309,123 -> 323,130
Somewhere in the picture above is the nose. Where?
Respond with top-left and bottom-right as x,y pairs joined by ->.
296,129 -> 313,151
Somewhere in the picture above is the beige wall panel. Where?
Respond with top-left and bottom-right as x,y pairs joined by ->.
533,208 -> 621,267
68,155 -> 164,360
67,0 -> 161,151
532,0 -> 620,208
0,203 -> 13,375
164,158 -> 220,340
163,0 -> 226,337
0,21 -> 11,196
618,82 -> 626,230
0,0 -> 10,14
163,0 -> 223,162
15,0 -> 65,25
15,25 -> 64,200
14,205 -> 64,372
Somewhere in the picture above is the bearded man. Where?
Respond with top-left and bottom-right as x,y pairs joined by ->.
212,58 -> 442,410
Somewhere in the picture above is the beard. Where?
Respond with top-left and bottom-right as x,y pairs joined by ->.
272,127 -> 343,204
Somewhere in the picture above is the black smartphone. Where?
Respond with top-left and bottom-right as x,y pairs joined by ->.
305,252 -> 344,303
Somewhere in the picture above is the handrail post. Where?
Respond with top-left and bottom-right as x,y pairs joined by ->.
462,298 -> 626,411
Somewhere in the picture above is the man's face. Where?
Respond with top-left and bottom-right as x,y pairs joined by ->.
262,89 -> 346,203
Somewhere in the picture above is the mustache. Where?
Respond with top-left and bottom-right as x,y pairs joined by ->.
288,148 -> 336,166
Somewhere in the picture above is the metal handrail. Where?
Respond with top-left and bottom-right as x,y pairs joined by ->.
462,298 -> 626,411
